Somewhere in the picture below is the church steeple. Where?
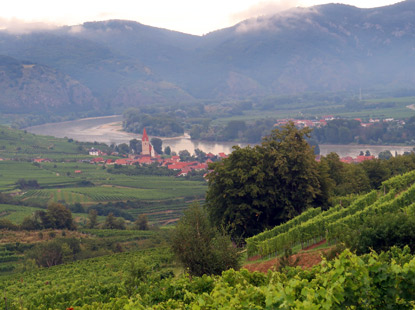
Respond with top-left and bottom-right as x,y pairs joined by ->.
142,127 -> 149,142
141,128 -> 151,156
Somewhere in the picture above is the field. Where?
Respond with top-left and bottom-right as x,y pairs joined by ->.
0,160 -> 207,225
0,124 -> 111,160
0,204 -> 43,223
213,96 -> 415,126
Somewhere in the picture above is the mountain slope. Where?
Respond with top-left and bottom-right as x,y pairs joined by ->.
0,56 -> 98,113
0,1 -> 415,111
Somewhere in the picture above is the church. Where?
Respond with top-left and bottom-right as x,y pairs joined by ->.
141,128 -> 152,157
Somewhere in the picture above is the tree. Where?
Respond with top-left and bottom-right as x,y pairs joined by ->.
103,212 -> 125,229
46,203 -> 76,230
206,122 -> 322,239
151,138 -> 163,154
179,150 -> 191,161
379,150 -> 393,160
104,212 -> 117,229
194,148 -> 206,162
16,179 -> 39,190
118,143 -> 130,155
135,214 -> 149,230
164,146 -> 171,155
87,209 -> 98,229
32,203 -> 76,230
171,204 -> 240,277
129,139 -> 142,154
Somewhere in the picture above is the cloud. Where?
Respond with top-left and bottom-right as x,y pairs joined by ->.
233,5 -> 319,34
231,0 -> 300,23
0,17 -> 59,34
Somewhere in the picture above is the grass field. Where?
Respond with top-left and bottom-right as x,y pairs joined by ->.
0,124 -> 110,160
0,204 -> 42,223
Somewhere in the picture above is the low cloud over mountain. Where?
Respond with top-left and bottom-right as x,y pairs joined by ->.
0,1 -> 415,113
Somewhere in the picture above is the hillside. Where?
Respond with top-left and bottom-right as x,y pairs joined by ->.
246,169 -> 415,258
1,1 -> 415,114
0,56 -> 98,113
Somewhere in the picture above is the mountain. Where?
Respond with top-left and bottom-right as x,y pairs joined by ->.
0,56 -> 98,113
0,1 -> 415,113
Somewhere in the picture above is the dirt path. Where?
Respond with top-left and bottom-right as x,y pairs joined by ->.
244,240 -> 331,273
303,239 -> 327,251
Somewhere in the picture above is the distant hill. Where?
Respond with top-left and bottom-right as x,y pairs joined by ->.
0,56 -> 98,113
0,1 -> 415,113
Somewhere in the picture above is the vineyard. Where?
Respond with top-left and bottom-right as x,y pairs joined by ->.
0,160 -> 207,225
2,245 -> 415,309
246,170 -> 415,258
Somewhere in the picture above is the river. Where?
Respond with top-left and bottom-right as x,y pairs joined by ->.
26,115 -> 415,157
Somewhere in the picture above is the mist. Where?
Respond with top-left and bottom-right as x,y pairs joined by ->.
0,18 -> 60,34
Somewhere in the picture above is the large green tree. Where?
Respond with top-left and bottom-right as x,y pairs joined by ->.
206,122 -> 323,239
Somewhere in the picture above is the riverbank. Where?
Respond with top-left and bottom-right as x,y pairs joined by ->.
26,115 -> 415,157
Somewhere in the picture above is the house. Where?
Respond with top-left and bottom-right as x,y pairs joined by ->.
137,156 -> 153,165
114,159 -> 130,165
33,158 -> 50,163
218,152 -> 228,159
74,170 -> 82,174
91,157 -> 104,163
355,155 -> 375,163
89,148 -> 101,156
340,156 -> 354,164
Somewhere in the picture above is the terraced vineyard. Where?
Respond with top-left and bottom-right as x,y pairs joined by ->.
246,170 -> 415,258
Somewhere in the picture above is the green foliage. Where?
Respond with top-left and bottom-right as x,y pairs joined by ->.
0,218 -> 18,230
87,209 -> 98,228
345,211 -> 415,255
206,122 -> 323,240
150,137 -> 163,154
1,248 -> 173,309
123,108 -> 184,137
45,203 -> 76,230
103,212 -> 126,230
134,214 -> 149,230
248,170 -> 415,258
26,238 -> 81,267
171,204 -> 241,277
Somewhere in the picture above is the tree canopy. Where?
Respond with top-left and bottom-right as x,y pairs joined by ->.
206,122 -> 323,240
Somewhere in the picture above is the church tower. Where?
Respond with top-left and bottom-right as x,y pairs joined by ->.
141,128 -> 151,156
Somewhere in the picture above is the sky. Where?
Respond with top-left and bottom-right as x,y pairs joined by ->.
0,0 -> 403,35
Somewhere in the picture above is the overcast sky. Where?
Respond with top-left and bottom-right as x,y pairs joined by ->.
0,0 -> 403,35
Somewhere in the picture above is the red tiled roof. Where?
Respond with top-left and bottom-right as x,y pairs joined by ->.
92,157 -> 104,162
115,159 -> 129,165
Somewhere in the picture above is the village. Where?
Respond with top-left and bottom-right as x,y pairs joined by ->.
31,128 -> 227,177
29,124 -> 393,177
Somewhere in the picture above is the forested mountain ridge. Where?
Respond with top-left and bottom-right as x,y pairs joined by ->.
1,1 -> 415,113
0,56 -> 98,113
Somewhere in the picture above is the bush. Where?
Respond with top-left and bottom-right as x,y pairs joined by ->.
0,219 -> 18,230
171,204 -> 241,277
